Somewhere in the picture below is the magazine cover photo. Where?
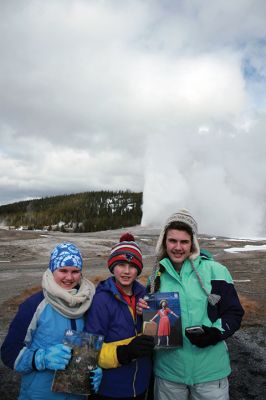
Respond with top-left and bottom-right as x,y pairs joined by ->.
142,292 -> 183,348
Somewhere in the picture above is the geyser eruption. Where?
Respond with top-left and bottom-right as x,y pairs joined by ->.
141,55 -> 266,238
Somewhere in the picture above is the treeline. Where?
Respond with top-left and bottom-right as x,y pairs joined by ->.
0,191 -> 143,232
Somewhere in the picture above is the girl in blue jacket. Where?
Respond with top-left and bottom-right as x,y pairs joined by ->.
1,242 -> 101,400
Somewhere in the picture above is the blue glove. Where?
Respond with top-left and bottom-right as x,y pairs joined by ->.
34,344 -> 72,371
89,367 -> 103,393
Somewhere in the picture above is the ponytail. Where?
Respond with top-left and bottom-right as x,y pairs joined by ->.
154,265 -> 165,292
148,263 -> 165,293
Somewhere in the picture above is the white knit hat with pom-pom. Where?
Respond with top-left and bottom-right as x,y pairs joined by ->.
155,209 -> 200,261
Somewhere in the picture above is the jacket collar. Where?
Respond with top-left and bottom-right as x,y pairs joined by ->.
160,256 -> 201,278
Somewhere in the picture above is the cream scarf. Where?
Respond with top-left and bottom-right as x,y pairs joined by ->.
42,269 -> 95,318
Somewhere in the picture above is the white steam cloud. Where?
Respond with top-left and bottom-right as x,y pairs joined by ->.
141,54 -> 266,237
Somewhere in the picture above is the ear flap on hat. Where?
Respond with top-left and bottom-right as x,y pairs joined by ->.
190,236 -> 200,260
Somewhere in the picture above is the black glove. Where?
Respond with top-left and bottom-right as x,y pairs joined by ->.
117,335 -> 155,365
185,325 -> 222,348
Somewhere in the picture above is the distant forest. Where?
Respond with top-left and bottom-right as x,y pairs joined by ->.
0,191 -> 143,232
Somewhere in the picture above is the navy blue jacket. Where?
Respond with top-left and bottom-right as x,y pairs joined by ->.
85,277 -> 152,398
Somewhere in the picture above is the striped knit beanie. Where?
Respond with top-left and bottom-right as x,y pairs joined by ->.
49,242 -> 83,272
108,233 -> 143,275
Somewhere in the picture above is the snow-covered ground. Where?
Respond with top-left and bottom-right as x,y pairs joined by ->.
225,244 -> 266,253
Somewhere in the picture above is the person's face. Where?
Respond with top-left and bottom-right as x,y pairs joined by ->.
53,266 -> 81,289
165,229 -> 192,270
161,301 -> 167,308
113,262 -> 138,293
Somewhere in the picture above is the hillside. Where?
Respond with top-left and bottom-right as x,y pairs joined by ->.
0,190 -> 142,232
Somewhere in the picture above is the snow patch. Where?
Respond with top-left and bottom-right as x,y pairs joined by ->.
225,245 -> 266,253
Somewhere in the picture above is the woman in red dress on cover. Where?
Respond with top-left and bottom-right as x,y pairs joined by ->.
151,299 -> 178,346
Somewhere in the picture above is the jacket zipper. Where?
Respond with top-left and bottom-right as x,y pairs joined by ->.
116,289 -> 140,397
132,316 -> 139,397
132,359 -> 138,397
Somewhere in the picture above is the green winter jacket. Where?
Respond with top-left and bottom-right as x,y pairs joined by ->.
153,255 -> 244,385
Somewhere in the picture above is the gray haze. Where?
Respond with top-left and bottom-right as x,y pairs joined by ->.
0,1 -> 266,237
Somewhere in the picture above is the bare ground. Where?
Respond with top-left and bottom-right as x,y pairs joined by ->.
0,228 -> 265,399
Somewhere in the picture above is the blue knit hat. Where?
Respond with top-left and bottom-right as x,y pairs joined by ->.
49,243 -> 83,272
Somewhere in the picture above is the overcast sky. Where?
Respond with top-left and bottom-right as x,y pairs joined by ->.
1,0 -> 266,237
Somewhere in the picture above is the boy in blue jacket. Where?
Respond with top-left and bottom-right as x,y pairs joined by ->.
85,233 -> 155,400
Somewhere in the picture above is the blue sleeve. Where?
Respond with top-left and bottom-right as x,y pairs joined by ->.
85,293 -> 111,337
209,280 -> 244,339
1,291 -> 44,371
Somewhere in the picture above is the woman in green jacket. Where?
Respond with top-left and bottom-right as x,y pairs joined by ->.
138,209 -> 244,400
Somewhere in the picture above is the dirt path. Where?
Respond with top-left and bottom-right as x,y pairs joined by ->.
0,228 -> 265,399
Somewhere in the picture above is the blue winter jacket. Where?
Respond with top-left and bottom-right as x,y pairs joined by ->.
1,291 -> 85,400
85,277 -> 152,398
